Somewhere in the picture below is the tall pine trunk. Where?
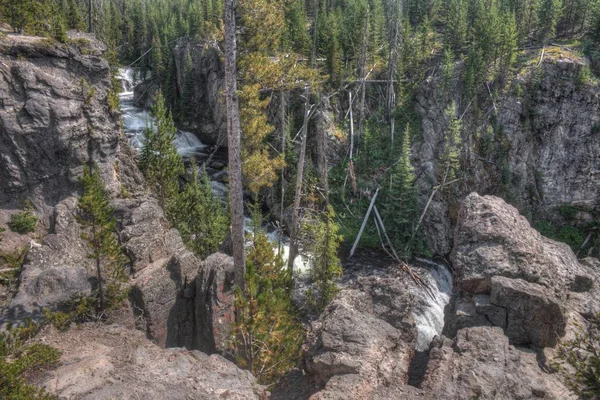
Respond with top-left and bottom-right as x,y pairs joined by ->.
88,0 -> 93,33
357,8 -> 369,142
288,88 -> 310,273
224,0 -> 245,290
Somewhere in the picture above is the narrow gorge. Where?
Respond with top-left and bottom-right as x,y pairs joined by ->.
1,0 -> 600,399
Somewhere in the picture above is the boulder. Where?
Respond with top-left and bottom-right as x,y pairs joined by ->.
194,252 -> 236,354
33,323 -> 266,399
447,193 -> 598,343
303,275 -> 417,394
490,276 -> 566,347
451,193 -> 593,296
420,327 -> 573,399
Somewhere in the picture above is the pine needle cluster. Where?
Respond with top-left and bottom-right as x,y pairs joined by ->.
230,204 -> 304,385
78,165 -> 128,314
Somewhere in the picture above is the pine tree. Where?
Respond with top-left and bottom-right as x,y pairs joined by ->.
445,0 -> 468,52
285,0 -> 310,54
239,84 -> 286,194
441,48 -> 455,93
301,206 -> 343,312
138,90 -> 184,218
78,165 -> 127,314
2,0 -> 34,33
66,0 -> 85,31
538,0 -> 561,42
230,204 -> 304,384
440,102 -> 462,181
381,124 -> 421,256
171,161 -> 229,259
151,35 -> 164,84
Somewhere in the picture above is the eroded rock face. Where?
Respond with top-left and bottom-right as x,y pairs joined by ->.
194,252 -> 235,354
448,193 -> 598,346
420,327 -> 573,399
129,228 -> 199,348
33,323 -> 266,399
414,55 -> 600,255
173,38 -> 226,145
0,33 -> 132,212
1,197 -> 92,326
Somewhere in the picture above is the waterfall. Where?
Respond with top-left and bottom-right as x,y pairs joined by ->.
117,68 -> 205,157
118,67 -> 306,273
412,258 -> 453,351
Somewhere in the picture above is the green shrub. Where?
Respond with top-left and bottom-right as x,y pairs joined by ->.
554,313 -> 600,398
8,202 -> 38,234
0,322 -> 59,400
229,204 -> 304,384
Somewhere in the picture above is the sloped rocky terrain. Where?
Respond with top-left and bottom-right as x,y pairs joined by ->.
1,33 -> 599,400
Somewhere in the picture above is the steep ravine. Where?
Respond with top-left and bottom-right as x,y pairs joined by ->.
1,34 -> 600,400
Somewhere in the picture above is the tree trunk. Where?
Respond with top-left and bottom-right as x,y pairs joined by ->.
279,89 -> 286,254
385,0 -> 401,121
224,0 -> 245,291
288,88 -> 310,273
96,256 -> 104,312
357,8 -> 369,142
88,0 -> 93,34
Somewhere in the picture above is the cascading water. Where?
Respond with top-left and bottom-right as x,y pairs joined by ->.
117,67 -> 308,273
117,68 -> 206,156
118,68 -> 449,332
411,258 -> 453,351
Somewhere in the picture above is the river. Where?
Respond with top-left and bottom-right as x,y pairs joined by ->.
117,67 -> 452,351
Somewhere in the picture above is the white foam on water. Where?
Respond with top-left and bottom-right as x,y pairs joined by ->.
411,257 -> 453,351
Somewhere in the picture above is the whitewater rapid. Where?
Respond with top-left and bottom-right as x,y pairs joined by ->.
118,68 -> 452,344
117,68 -> 309,274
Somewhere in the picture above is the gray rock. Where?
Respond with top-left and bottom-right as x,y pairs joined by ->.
114,198 -> 171,273
129,229 -> 200,348
473,294 -> 507,329
0,33 -> 132,212
172,38 -> 226,146
2,197 -> 92,326
34,323 -> 266,399
194,253 -> 235,354
452,193 -> 593,296
303,275 -> 417,394
490,276 -> 566,347
420,327 -> 574,399
413,55 -> 600,254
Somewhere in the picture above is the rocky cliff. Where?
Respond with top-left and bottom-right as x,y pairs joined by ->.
0,33 -> 263,399
275,193 -> 599,399
414,50 -> 600,255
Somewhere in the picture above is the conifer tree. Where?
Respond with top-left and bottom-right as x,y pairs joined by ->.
301,206 -> 343,312
138,90 -> 184,218
78,165 -> 127,314
2,0 -> 33,33
441,48 -> 455,93
445,0 -> 468,52
172,161 -> 229,259
381,124 -> 420,256
441,102 -> 462,181
230,204 -> 304,384
239,84 -> 286,194
66,0 -> 85,31
538,0 -> 561,42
